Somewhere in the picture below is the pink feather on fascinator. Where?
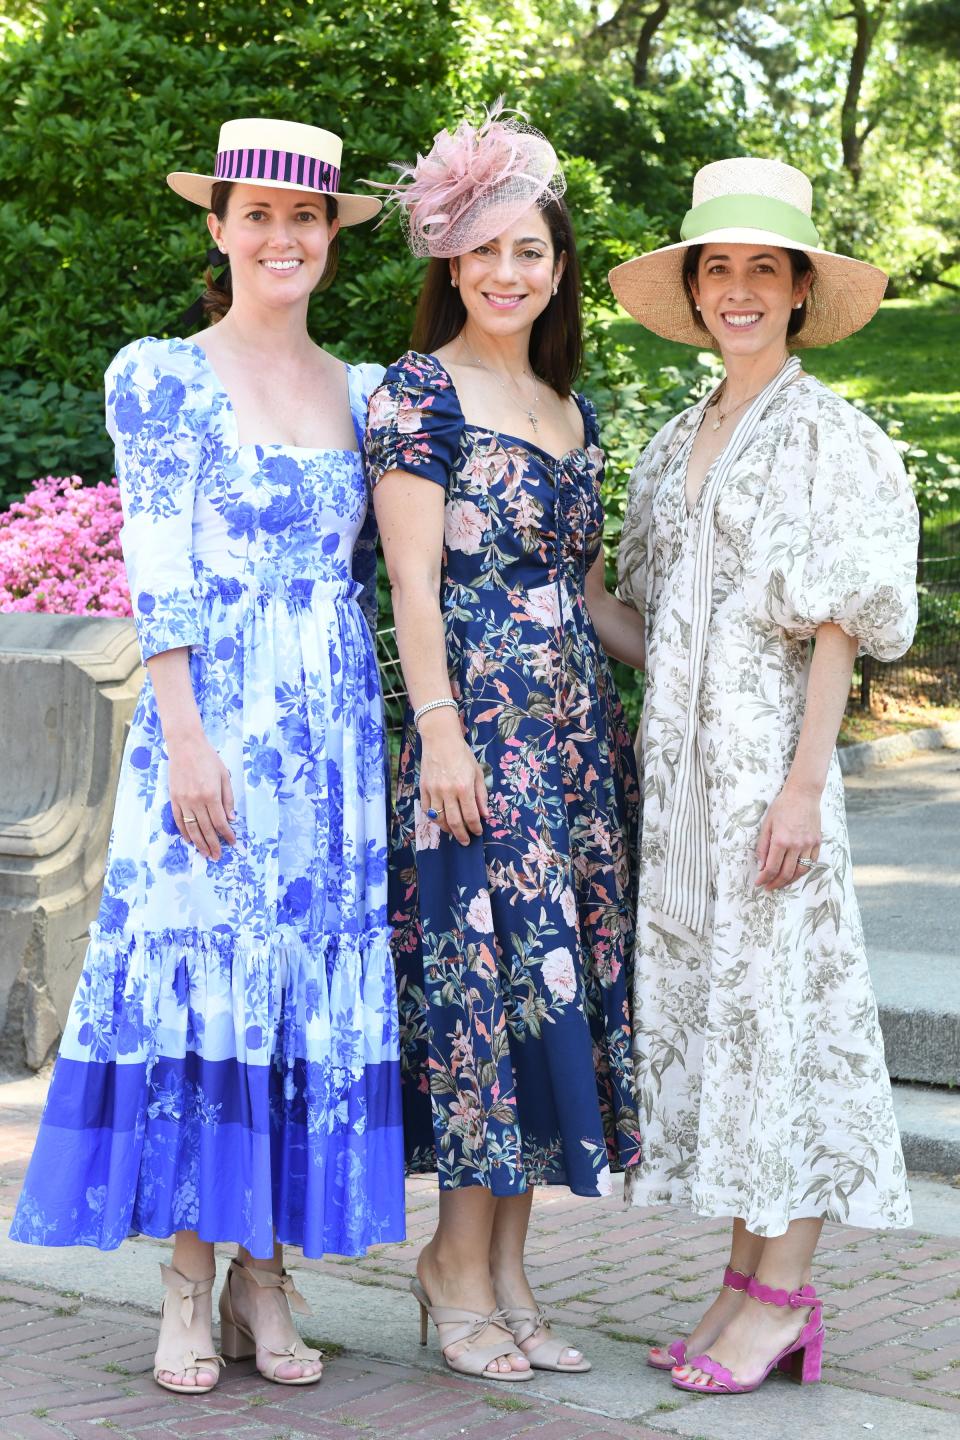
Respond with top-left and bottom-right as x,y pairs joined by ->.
373,99 -> 566,258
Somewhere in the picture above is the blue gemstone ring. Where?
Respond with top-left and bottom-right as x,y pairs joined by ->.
426,806 -> 444,820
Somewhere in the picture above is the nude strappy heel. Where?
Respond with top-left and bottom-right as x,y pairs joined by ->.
501,1302 -> 591,1373
219,1259 -> 323,1386
647,1265 -> 752,1371
411,1278 -> 533,1382
153,1262 -> 224,1395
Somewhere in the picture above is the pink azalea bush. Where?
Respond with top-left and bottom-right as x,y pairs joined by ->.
0,475 -> 131,616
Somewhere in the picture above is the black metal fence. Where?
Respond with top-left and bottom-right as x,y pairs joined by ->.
851,502 -> 960,709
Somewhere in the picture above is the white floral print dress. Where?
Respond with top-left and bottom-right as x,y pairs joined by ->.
617,373 -> 917,1237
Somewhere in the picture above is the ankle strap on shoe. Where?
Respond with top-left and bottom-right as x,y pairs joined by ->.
231,1261 -> 311,1316
722,1266 -> 752,1293
159,1263 -> 216,1327
747,1276 -> 819,1309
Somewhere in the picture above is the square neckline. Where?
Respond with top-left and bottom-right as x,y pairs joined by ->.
425,353 -> 596,469
178,337 -> 362,458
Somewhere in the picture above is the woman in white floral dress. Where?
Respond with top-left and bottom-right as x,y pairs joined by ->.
609,158 -> 918,1396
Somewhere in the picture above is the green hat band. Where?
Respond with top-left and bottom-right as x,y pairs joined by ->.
680,193 -> 820,248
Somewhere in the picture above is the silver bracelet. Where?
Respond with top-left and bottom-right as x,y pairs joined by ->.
413,697 -> 459,728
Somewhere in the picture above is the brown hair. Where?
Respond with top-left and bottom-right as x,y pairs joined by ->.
409,195 -> 583,397
201,181 -> 341,323
681,243 -> 816,340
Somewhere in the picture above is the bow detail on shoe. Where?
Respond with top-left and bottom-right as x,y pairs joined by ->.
159,1263 -> 216,1328
239,1264 -> 312,1316
501,1304 -> 549,1348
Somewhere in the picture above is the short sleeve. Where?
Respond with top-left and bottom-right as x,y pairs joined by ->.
616,413 -> 688,617
754,391 -> 919,661
347,361 -> 387,637
105,336 -> 212,663
363,351 -> 464,490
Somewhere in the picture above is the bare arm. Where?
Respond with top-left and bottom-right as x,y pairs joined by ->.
147,648 -> 235,861
756,621 -> 858,890
373,469 -> 488,847
584,552 -> 646,670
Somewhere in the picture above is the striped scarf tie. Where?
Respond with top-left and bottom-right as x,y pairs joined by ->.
661,355 -> 802,936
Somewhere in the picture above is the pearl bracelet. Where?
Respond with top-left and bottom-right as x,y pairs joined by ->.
413,697 -> 459,728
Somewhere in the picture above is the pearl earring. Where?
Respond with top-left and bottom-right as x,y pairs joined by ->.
794,302 -> 802,309
552,284 -> 558,296
451,278 -> 458,288
695,304 -> 701,311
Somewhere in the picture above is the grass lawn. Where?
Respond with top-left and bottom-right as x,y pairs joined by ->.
610,296 -> 960,464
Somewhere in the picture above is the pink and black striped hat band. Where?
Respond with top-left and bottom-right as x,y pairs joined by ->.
166,118 -> 382,226
214,147 -> 340,192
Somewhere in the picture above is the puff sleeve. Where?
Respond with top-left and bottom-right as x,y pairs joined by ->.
363,350 -> 464,490
347,361 -> 387,637
616,413 -> 688,618
752,390 -> 919,661
106,337 -> 212,663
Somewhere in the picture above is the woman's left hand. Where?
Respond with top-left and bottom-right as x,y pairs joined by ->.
755,783 -> 822,890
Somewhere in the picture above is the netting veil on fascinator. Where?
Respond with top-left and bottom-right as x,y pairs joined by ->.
373,99 -> 566,258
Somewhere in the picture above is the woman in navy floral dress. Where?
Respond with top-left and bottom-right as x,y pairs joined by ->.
365,106 -> 645,1381
11,119 -> 404,1395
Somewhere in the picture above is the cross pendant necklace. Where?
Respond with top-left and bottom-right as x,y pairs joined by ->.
460,334 -> 540,432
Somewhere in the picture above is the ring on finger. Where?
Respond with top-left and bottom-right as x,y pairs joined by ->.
182,814 -> 198,824
426,806 -> 445,819
797,855 -> 815,868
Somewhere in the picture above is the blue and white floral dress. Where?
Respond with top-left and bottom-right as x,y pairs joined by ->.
11,336 -> 405,1258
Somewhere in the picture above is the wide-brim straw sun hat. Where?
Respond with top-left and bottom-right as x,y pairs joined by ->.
608,156 -> 887,348
167,117 -> 381,227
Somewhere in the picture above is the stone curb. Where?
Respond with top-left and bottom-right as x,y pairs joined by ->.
838,720 -> 960,775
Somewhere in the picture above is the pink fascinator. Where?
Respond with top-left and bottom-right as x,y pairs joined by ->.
375,99 -> 566,258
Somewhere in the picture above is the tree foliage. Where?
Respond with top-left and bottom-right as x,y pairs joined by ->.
0,0 -> 956,496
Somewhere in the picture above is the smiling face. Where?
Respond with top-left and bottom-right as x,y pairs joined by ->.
206,182 -> 340,311
688,244 -> 813,358
451,205 -> 565,340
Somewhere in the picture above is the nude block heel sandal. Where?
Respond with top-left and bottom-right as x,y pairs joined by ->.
219,1259 -> 323,1386
647,1265 -> 752,1372
411,1278 -> 533,1382
153,1263 -> 224,1395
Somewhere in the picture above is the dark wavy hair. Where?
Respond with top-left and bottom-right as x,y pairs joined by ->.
201,181 -> 340,323
410,195 -> 583,396
681,243 -> 816,340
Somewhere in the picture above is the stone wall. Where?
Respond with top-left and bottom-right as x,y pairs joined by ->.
0,615 -> 142,1069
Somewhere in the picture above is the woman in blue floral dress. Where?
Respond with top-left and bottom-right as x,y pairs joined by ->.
365,107 -> 645,1381
11,119 -> 404,1394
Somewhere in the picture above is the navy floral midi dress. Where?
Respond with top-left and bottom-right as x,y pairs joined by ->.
11,337 -> 405,1258
364,351 -> 641,1199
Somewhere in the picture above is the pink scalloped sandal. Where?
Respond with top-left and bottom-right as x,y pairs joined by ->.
647,1266 -> 752,1372
670,1276 -> 824,1395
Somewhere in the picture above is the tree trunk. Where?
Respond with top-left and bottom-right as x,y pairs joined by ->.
633,0 -> 672,86
840,1 -> 888,185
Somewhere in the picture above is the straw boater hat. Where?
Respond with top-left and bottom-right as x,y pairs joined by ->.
608,157 -> 887,348
167,118 -> 381,226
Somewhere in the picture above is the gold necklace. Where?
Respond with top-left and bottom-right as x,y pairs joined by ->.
709,386 -> 756,432
459,333 -> 540,432
710,360 -> 792,432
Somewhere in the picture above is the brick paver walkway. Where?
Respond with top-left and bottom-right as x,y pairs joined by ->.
1,1074 -> 959,1437
309,1176 -> 960,1415
0,1280 -> 669,1440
